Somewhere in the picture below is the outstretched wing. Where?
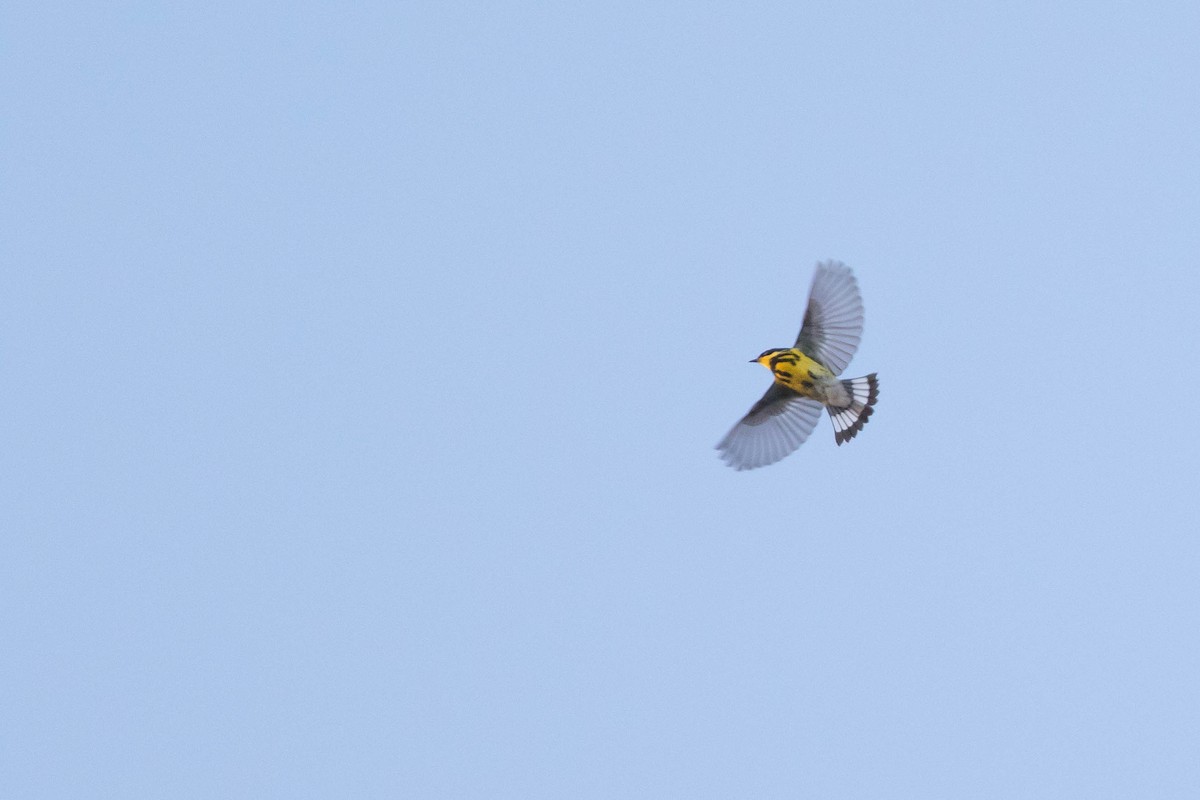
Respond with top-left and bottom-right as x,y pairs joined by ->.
793,261 -> 865,376
715,383 -> 825,471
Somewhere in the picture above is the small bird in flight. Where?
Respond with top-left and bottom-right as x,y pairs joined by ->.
716,260 -> 879,470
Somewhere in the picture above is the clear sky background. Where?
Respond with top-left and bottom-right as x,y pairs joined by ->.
5,2 -> 1200,797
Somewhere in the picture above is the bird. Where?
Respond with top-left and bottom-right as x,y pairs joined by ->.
716,260 -> 879,470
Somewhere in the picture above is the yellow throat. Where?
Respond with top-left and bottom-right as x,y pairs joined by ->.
756,348 -> 834,396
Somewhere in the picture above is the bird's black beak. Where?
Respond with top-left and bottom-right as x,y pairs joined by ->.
748,358 -> 757,363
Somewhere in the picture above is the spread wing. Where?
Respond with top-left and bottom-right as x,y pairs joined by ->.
793,261 -> 865,376
715,384 -> 824,471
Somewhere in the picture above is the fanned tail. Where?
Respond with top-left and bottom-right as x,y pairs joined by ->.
827,373 -> 879,445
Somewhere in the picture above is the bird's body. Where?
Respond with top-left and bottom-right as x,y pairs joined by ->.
716,261 -> 879,470
755,347 -> 839,402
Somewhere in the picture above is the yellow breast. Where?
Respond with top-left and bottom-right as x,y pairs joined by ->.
758,348 -> 834,397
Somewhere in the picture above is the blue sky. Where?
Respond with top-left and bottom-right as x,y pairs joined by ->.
5,2 -> 1200,797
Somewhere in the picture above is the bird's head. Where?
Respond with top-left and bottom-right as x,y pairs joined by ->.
751,348 -> 786,368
